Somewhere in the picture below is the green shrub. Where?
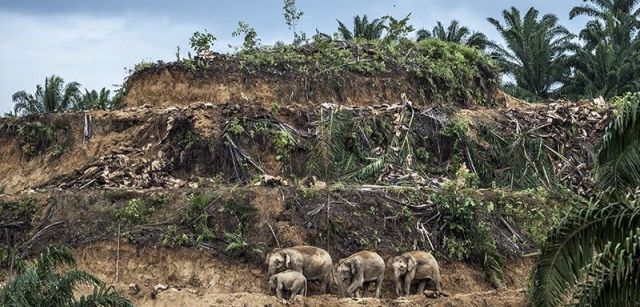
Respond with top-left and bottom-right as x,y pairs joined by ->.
115,198 -> 154,225
49,144 -> 64,159
160,225 -> 190,247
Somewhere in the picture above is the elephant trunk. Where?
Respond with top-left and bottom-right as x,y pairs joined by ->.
267,263 -> 276,276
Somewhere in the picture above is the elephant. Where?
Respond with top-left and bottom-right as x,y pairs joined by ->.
269,270 -> 307,299
334,251 -> 385,298
265,246 -> 333,294
388,250 -> 442,297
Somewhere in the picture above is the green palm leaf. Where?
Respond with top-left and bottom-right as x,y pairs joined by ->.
573,229 -> 640,306
528,198 -> 640,306
597,93 -> 640,191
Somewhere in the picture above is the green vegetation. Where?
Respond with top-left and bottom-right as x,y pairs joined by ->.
232,21 -> 260,50
0,245 -> 132,306
11,75 -> 120,116
417,20 -> 489,50
12,75 -> 81,116
336,15 -> 387,40
0,197 -> 36,221
160,225 -> 190,247
182,192 -> 217,243
529,195 -> 640,306
115,198 -> 155,225
596,92 -> 640,192
0,119 -> 54,158
189,30 -> 216,54
79,88 -> 119,110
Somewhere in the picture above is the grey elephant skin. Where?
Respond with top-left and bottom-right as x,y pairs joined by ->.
265,246 -> 333,294
334,251 -> 385,298
269,270 -> 307,299
388,250 -> 442,297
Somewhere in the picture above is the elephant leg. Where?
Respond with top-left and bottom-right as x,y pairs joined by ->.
347,279 -> 362,298
403,278 -> 412,296
417,280 -> 426,293
395,280 -> 403,297
320,274 -> 330,294
364,281 -> 373,297
375,274 -> 384,298
292,281 -> 302,297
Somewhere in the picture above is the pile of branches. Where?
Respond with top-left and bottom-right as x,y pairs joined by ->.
490,99 -> 611,195
43,145 -> 187,190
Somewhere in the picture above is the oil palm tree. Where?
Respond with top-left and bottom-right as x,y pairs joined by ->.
336,15 -> 387,40
0,245 -> 132,306
78,88 -> 113,110
487,7 -> 577,100
416,20 -> 489,50
570,0 -> 640,30
12,75 -> 81,116
563,28 -> 640,99
564,0 -> 640,99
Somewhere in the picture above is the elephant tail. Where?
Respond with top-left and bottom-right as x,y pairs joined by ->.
303,277 -> 307,297
332,269 -> 337,285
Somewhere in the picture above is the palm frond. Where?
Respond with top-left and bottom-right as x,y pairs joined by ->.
73,284 -> 133,307
528,199 -> 640,306
572,229 -> 640,306
597,93 -> 640,191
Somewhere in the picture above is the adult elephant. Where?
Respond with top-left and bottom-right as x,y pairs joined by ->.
334,251 -> 385,298
265,246 -> 333,294
388,250 -> 442,297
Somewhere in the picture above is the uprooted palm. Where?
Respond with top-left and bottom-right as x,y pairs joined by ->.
0,245 -> 132,307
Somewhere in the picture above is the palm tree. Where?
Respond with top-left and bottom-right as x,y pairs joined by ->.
79,88 -> 113,110
0,245 -> 132,306
487,7 -> 577,100
336,15 -> 387,40
529,198 -> 640,306
563,30 -> 640,99
595,93 -> 640,191
570,0 -> 640,40
416,20 -> 489,50
12,75 -> 81,116
564,0 -> 640,99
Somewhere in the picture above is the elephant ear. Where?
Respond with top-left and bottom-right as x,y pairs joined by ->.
284,252 -> 291,268
405,255 -> 417,272
350,258 -> 362,276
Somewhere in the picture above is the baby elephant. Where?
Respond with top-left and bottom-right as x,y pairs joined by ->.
265,246 -> 333,294
269,270 -> 307,299
334,251 -> 385,298
388,250 -> 442,297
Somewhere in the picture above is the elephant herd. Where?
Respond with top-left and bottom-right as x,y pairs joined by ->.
265,245 -> 442,300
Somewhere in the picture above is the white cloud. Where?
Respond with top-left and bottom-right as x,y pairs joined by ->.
0,12 -> 202,113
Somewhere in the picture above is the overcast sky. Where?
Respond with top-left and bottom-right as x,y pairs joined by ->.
0,0 -> 589,113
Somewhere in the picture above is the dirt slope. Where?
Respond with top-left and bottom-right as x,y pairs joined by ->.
75,242 -> 529,307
